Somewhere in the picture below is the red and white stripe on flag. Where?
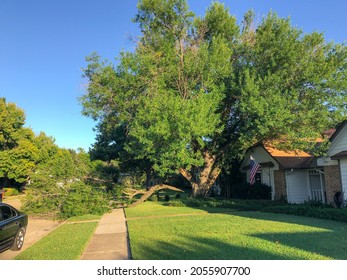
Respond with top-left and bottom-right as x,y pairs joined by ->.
249,156 -> 261,185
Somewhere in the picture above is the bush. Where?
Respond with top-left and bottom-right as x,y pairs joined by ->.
59,182 -> 111,219
263,204 -> 347,223
165,200 -> 186,207
185,198 -> 205,208
230,182 -> 272,200
182,197 -> 347,223
248,183 -> 272,199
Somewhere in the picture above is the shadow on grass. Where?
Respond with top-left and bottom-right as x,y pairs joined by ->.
132,227 -> 347,260
131,206 -> 347,260
230,211 -> 346,230
224,211 -> 347,260
250,231 -> 347,260
132,235 -> 289,260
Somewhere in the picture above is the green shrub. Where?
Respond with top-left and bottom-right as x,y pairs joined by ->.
185,198 -> 204,207
59,182 -> 111,219
263,205 -> 347,223
230,183 -> 272,200
248,183 -> 272,199
229,183 -> 248,199
303,199 -> 334,208
165,200 -> 186,207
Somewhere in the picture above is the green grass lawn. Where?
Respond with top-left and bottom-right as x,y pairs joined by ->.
125,202 -> 347,260
15,217 -> 100,260
126,201 -> 214,218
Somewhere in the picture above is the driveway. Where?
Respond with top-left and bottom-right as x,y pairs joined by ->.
0,197 -> 62,260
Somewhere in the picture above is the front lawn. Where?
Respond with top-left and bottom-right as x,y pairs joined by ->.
125,202 -> 347,260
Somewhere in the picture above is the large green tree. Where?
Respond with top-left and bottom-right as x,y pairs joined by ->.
0,98 -> 39,187
80,0 -> 347,196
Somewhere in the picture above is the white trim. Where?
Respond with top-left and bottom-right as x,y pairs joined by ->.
306,171 -> 311,200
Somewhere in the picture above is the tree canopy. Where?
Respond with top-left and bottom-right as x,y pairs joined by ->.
80,0 -> 347,196
0,98 -> 39,186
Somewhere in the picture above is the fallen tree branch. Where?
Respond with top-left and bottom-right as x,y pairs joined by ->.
123,188 -> 147,199
128,184 -> 184,208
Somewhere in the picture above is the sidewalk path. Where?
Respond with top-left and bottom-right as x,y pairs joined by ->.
80,208 -> 130,260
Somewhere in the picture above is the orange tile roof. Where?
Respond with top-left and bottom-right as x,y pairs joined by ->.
264,145 -> 312,157
260,143 -> 314,169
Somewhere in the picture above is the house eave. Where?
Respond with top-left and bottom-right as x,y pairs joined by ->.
331,150 -> 347,160
242,161 -> 275,171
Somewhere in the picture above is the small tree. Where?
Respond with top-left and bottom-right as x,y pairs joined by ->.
0,98 -> 39,189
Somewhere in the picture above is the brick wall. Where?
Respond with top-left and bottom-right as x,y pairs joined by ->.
324,165 -> 342,204
274,170 -> 287,201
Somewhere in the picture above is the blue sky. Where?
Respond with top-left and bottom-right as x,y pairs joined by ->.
1,0 -> 346,151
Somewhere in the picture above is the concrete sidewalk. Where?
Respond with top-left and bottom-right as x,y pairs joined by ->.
80,208 -> 130,260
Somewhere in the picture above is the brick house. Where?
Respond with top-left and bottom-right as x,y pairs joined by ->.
240,124 -> 346,205
240,143 -> 326,203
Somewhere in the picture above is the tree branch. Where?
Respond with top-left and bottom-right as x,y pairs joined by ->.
128,184 -> 183,207
123,188 -> 147,199
179,168 -> 192,181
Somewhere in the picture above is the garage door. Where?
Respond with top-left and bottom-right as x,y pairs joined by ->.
286,171 -> 309,203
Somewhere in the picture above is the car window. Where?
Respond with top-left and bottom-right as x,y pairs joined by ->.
0,206 -> 14,220
11,207 -> 18,217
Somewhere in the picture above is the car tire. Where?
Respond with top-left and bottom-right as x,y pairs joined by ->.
11,227 -> 26,251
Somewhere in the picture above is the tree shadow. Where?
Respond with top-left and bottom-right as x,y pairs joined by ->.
228,211 -> 347,231
132,235 -> 290,260
130,208 -> 347,260
250,231 -> 347,260
215,211 -> 347,260
132,227 -> 347,260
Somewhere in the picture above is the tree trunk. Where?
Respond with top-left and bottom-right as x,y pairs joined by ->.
145,167 -> 152,190
180,150 -> 221,197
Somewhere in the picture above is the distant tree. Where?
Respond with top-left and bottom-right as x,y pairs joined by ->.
89,122 -> 155,189
80,0 -> 347,197
32,132 -> 59,165
0,98 -> 39,188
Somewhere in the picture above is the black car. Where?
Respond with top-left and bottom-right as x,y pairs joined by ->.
0,203 -> 28,253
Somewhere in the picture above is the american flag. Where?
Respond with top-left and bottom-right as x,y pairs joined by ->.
249,156 -> 261,185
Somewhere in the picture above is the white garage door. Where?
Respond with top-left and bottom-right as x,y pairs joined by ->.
286,171 -> 309,203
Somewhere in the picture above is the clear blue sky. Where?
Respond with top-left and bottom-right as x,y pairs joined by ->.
1,0 -> 346,151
